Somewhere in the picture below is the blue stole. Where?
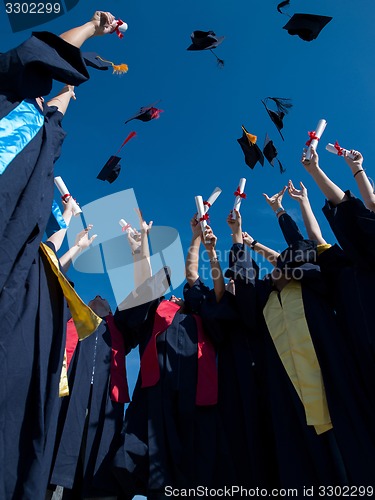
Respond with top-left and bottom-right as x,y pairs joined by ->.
46,199 -> 68,237
0,99 -> 44,175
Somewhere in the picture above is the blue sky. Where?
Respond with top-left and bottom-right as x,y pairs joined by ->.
1,0 -> 375,481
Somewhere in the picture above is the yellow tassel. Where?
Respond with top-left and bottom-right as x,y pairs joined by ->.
96,56 -> 128,75
241,125 -> 257,145
112,63 -> 129,74
246,132 -> 257,144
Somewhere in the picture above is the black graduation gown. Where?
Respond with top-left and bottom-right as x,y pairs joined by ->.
113,282 -> 220,497
196,268 -> 278,489
322,192 -> 375,384
229,244 -> 347,489
277,212 -> 375,486
0,33 -> 88,499
49,318 -> 125,498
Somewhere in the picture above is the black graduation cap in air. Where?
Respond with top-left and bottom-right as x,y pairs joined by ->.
125,102 -> 163,124
263,134 -> 286,174
187,30 -> 225,66
283,14 -> 333,42
237,126 -> 264,170
97,132 -> 136,184
97,156 -> 121,184
261,97 -> 292,141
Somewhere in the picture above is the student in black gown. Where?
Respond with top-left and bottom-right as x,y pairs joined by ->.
49,211 -> 153,499
0,11 -> 117,499
284,177 -> 375,450
260,185 -> 375,486
227,206 -> 349,490
197,214 -> 278,490
113,221 -> 223,499
301,146 -> 375,414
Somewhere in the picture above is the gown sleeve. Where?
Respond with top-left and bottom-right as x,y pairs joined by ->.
0,31 -> 89,99
278,212 -> 305,246
323,190 -> 375,266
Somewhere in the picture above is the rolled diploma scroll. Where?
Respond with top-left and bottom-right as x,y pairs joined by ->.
117,21 -> 128,32
204,187 -> 222,213
305,119 -> 327,161
325,143 -> 356,160
231,178 -> 246,219
54,176 -> 82,216
195,195 -> 209,242
119,219 -> 136,236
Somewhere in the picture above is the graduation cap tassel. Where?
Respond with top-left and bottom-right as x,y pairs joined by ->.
209,49 -> 225,67
115,131 -> 137,155
96,56 -> 128,75
277,159 -> 286,174
270,97 -> 293,115
277,0 -> 292,16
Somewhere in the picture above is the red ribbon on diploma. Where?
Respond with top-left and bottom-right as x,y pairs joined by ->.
122,223 -> 131,232
203,201 -> 211,208
334,141 -> 343,156
61,193 -> 71,201
199,214 -> 209,222
306,131 -> 320,147
114,19 -> 125,39
234,188 -> 246,199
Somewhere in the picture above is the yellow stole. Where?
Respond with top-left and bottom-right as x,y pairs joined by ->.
40,243 -> 102,397
40,242 -> 102,340
317,243 -> 332,256
263,280 -> 332,435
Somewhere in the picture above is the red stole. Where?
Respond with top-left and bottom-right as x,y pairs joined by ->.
65,316 -> 130,403
140,300 -> 218,406
106,314 -> 130,404
66,318 -> 79,370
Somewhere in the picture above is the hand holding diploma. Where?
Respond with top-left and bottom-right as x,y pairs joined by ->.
54,177 -> 82,216
326,142 -> 356,160
305,119 -> 327,160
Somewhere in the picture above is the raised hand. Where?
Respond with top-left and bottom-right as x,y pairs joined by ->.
301,146 -> 319,173
75,225 -> 97,250
262,186 -> 287,212
288,180 -> 308,204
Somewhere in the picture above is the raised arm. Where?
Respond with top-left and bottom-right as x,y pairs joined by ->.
185,215 -> 202,287
47,85 -> 76,115
226,208 -> 280,267
302,146 -> 348,206
343,150 -> 375,212
128,208 -> 153,288
242,232 -> 280,267
263,186 -> 304,246
59,11 -> 117,48
202,225 -> 225,302
288,180 -> 327,244
59,225 -> 97,273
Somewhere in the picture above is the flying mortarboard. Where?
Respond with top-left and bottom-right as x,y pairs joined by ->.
283,13 -> 333,42
263,134 -> 286,174
125,102 -> 163,124
261,97 -> 292,141
83,52 -> 128,74
97,132 -> 136,183
187,30 -> 225,67
237,126 -> 264,170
